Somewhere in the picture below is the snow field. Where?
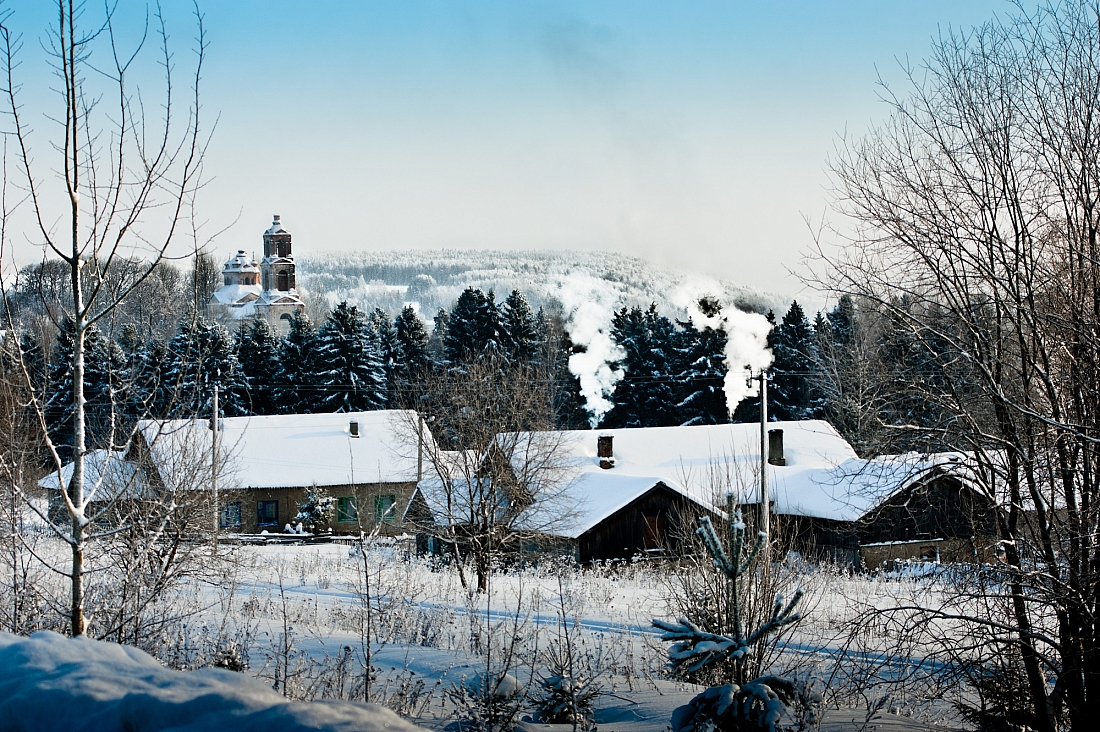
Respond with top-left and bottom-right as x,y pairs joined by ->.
0,538 -> 979,730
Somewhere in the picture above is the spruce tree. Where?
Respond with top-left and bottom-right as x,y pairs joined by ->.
674,318 -> 729,426
276,311 -> 317,414
130,338 -> 170,420
444,287 -> 502,363
368,307 -> 404,407
312,301 -> 387,413
500,289 -> 538,363
394,306 -> 432,382
429,307 -> 449,364
162,319 -> 248,418
237,319 -> 282,416
45,319 -> 123,458
601,305 -> 679,428
768,301 -> 822,421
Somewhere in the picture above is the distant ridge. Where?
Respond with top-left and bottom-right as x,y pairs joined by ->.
298,249 -> 791,318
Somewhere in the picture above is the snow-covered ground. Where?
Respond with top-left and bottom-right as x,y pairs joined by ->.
0,542 -> 971,731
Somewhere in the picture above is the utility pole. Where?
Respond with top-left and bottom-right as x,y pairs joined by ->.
757,370 -> 770,543
212,385 -> 219,552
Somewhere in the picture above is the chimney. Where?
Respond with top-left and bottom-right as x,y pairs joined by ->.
597,434 -> 615,469
767,429 -> 785,466
349,420 -> 360,438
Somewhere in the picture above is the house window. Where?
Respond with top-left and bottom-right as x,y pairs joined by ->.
337,496 -> 358,523
376,493 -> 398,521
257,500 -> 279,527
375,494 -> 397,522
277,272 -> 289,291
220,501 -> 241,529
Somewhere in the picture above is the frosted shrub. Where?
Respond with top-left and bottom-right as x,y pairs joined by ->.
446,671 -> 525,732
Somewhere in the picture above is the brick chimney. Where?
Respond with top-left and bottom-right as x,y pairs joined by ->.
597,434 -> 615,469
767,429 -> 785,466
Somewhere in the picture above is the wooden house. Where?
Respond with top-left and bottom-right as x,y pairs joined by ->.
134,410 -> 433,536
414,420 -> 876,563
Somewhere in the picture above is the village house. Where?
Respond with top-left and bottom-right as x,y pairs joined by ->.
411,420 -> 870,563
133,410 -> 433,536
412,419 -> 1001,566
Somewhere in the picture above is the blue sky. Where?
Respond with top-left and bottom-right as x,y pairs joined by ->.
9,1 -> 1013,297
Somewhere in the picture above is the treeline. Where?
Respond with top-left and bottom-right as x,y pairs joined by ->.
5,256 -> 962,461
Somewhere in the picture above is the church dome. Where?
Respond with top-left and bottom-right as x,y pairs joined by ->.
224,250 -> 259,273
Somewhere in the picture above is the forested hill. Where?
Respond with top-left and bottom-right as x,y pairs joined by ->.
297,249 -> 789,318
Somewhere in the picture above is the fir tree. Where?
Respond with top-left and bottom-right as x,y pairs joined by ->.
45,319 -> 124,458
237,319 -> 282,415
653,508 -> 803,732
276,311 -> 317,414
444,287 -> 502,364
130,338 -> 170,420
601,305 -> 679,428
312,301 -> 387,413
162,319 -> 248,418
18,331 -> 45,397
768,301 -> 822,421
429,307 -> 449,364
500,289 -> 538,363
674,318 -> 729,426
394,306 -> 432,381
368,307 -> 404,407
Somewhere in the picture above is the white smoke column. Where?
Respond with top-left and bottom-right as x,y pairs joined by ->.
675,279 -> 773,413
555,274 -> 625,426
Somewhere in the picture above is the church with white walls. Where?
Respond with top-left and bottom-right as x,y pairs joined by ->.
209,215 -> 305,333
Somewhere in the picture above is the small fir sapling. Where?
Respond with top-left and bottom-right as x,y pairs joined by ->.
294,487 -> 334,533
653,508 -> 803,732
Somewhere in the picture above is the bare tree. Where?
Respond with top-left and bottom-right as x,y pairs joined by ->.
403,357 -> 578,593
0,0 -> 209,636
815,2 -> 1100,729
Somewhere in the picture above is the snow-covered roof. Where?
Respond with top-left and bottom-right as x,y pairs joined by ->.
264,215 -> 287,236
37,450 -> 143,502
478,420 -> 863,538
211,283 -> 260,306
137,410 -> 431,491
259,289 -> 303,305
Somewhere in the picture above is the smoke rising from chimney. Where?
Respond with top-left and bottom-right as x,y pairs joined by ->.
675,279 -> 773,412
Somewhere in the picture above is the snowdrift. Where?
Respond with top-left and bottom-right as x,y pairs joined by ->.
0,631 -> 425,732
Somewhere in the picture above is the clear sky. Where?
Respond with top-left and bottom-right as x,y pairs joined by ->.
9,1 -> 1015,297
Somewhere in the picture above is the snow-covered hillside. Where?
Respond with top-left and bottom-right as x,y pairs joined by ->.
297,249 -> 790,319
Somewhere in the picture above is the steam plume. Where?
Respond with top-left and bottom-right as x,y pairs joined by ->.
675,280 -> 773,412
555,274 -> 625,425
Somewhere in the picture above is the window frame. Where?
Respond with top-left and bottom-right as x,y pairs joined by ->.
256,500 -> 279,527
374,494 -> 397,523
220,501 -> 242,529
337,496 -> 358,523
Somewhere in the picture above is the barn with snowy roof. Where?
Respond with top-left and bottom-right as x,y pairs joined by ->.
134,410 -> 432,535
